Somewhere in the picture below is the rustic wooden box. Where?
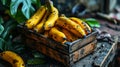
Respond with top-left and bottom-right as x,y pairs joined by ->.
17,25 -> 98,66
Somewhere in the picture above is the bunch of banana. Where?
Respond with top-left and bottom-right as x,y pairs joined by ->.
0,51 -> 25,67
25,6 -> 47,29
44,1 -> 59,30
25,0 -> 92,44
25,0 -> 59,33
33,9 -> 49,33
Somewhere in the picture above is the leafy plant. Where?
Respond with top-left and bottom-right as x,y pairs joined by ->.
0,17 -> 24,53
0,0 -> 48,65
0,0 -> 41,52
1,0 -> 41,23
0,0 -> 47,65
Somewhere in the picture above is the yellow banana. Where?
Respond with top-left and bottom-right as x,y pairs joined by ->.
34,9 -> 49,33
70,17 -> 92,34
61,28 -> 79,42
25,6 -> 47,29
0,51 -> 25,67
44,3 -> 59,30
55,17 -> 86,38
82,22 -> 92,34
49,27 -> 67,43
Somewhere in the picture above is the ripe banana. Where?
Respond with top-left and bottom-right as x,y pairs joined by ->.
0,51 -> 25,67
70,17 -> 92,34
49,27 -> 67,43
34,9 -> 49,33
44,3 -> 59,30
55,17 -> 86,38
25,6 -> 47,29
61,28 -> 79,42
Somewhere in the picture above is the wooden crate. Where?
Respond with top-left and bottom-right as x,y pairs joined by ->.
25,38 -> 97,66
17,25 -> 98,66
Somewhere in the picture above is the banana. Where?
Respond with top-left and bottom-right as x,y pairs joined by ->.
61,28 -> 79,42
48,27 -> 67,43
0,51 -> 25,67
34,9 -> 49,33
82,22 -> 92,34
70,17 -> 92,34
44,2 -> 59,30
25,6 -> 47,29
55,17 -> 86,38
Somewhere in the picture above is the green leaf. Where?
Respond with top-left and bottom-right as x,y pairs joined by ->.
27,58 -> 45,65
13,45 -> 25,52
4,36 -> 13,51
2,20 -> 16,39
31,0 -> 38,4
85,18 -> 100,28
1,0 -> 7,5
10,0 -> 40,19
32,51 -> 45,58
22,0 -> 35,19
0,38 -> 6,51
14,9 -> 27,23
1,21 -> 12,39
0,16 -> 4,24
31,0 -> 41,9
10,0 -> 22,17
0,24 -> 4,35
0,17 -> 4,35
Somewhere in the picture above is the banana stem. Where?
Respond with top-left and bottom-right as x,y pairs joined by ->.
45,0 -> 53,12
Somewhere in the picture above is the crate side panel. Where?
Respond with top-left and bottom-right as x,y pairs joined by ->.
70,31 -> 97,53
70,40 -> 97,63
25,38 -> 70,66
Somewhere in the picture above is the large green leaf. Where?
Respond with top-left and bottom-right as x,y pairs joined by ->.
10,0 -> 41,19
10,0 -> 22,17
